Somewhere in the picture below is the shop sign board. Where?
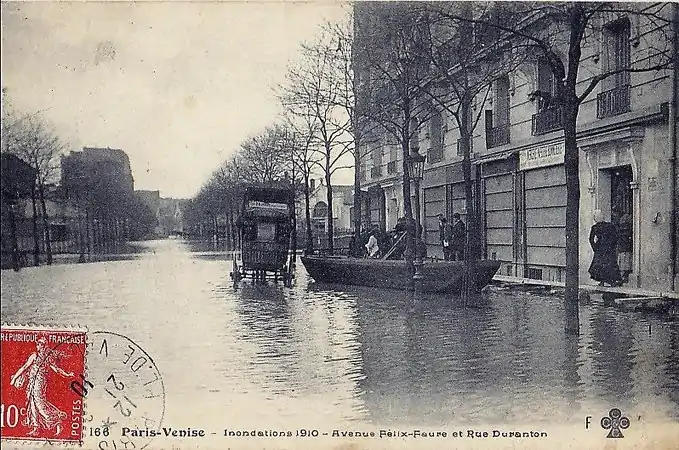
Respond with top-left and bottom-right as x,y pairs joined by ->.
519,141 -> 565,171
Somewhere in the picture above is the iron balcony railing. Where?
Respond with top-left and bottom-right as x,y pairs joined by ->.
532,106 -> 563,135
370,166 -> 382,178
597,85 -> 631,119
486,123 -> 510,148
387,161 -> 397,174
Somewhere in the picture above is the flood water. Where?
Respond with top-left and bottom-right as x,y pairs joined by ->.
2,239 -> 678,449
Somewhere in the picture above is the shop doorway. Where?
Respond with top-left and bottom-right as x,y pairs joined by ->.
608,165 -> 634,280
610,166 -> 633,225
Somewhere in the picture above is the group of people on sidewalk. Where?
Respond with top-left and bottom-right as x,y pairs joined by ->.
588,209 -> 633,287
438,213 -> 466,261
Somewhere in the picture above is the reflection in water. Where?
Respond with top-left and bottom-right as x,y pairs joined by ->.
305,281 -> 679,426
1,238 -> 677,432
589,305 -> 635,400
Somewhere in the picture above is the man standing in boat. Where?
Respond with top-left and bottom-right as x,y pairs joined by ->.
451,213 -> 466,261
439,215 -> 452,261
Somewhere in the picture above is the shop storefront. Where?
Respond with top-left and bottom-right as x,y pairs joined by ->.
479,154 -> 518,277
422,163 -> 477,257
518,141 -> 567,282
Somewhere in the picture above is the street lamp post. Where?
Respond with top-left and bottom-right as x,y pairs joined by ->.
406,141 -> 426,294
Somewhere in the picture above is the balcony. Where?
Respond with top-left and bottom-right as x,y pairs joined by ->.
387,161 -> 397,174
532,106 -> 563,135
370,166 -> 382,179
486,123 -> 510,148
426,146 -> 443,164
597,85 -> 631,119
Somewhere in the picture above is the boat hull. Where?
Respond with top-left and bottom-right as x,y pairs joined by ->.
300,256 -> 501,294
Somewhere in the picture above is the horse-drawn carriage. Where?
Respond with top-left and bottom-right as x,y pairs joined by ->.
230,184 -> 295,285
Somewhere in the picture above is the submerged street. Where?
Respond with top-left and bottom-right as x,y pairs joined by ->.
2,239 -> 678,448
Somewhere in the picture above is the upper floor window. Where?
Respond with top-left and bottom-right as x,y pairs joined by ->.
427,109 -> 444,163
486,75 -> 511,148
494,75 -> 510,126
603,17 -> 631,89
536,58 -> 557,111
313,201 -> 328,218
371,144 -> 383,167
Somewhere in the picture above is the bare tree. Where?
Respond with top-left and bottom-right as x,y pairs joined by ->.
353,2 -> 436,271
233,125 -> 292,184
416,3 -> 527,305
438,1 -> 675,333
2,108 -> 65,265
282,112 -> 322,255
278,28 -> 354,255
325,12 -> 385,256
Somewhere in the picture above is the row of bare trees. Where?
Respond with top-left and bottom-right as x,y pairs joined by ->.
2,92 -> 158,267
183,124 -> 306,250
191,2 -> 674,334
187,13 -> 362,255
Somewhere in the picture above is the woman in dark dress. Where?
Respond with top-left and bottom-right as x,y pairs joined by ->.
588,210 -> 623,286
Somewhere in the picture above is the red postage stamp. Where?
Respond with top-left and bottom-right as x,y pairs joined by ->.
1,326 -> 87,444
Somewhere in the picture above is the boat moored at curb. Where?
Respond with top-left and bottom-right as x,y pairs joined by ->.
300,255 -> 501,294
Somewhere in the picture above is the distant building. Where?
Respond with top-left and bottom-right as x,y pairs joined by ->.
158,197 -> 185,236
295,179 -> 354,252
61,147 -> 134,195
298,179 -> 353,234
135,190 -> 161,235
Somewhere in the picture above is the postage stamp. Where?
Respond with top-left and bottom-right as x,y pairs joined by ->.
1,325 -> 87,444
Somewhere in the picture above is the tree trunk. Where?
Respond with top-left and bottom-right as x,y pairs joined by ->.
8,204 -> 20,271
291,201 -> 298,263
402,114 -> 415,284
78,202 -> 85,263
563,101 -> 581,335
460,104 -> 482,306
30,184 -> 40,266
304,174 -> 314,255
353,142 -> 363,257
325,153 -> 334,255
85,207 -> 91,255
226,209 -> 233,251
37,181 -> 53,264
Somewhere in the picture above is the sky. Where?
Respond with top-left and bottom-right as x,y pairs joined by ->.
1,0 -> 350,199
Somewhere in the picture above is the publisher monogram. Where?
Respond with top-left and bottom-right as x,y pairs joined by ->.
600,408 -> 630,438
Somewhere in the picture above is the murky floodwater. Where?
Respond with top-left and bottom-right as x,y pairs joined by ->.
2,239 -> 678,449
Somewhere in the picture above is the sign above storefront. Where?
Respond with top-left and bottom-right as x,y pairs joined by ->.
519,141 -> 565,171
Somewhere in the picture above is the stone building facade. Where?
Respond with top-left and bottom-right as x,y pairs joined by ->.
354,3 -> 678,292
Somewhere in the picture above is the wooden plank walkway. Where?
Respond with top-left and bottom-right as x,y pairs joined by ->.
492,274 -> 679,300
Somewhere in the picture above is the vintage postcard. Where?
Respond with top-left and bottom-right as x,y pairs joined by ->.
2,1 -> 678,449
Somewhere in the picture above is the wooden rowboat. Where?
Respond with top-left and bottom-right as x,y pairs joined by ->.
300,255 -> 501,294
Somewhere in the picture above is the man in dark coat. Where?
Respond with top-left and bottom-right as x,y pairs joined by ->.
450,213 -> 466,261
439,216 -> 452,260
588,210 -> 623,286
